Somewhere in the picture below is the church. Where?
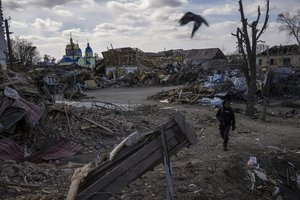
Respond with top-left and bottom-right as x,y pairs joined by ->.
59,36 -> 95,69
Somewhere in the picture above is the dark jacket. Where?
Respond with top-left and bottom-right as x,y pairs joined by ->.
216,106 -> 235,129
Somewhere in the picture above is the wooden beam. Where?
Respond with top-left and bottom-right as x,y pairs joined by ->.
0,80 -> 23,88
76,131 -> 177,200
67,163 -> 92,200
90,137 -> 178,200
68,109 -> 113,134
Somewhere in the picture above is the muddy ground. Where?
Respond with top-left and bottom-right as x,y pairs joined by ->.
83,87 -> 300,200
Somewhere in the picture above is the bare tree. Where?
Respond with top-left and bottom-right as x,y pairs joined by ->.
277,10 -> 300,45
256,43 -> 269,54
232,0 -> 269,117
38,54 -> 56,67
11,37 -> 41,67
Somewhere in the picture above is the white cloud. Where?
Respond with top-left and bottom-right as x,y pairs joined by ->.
106,0 -> 186,12
31,18 -> 63,31
106,1 -> 144,12
11,21 -> 28,29
16,35 -> 45,41
54,9 -> 74,17
116,13 -> 148,25
93,22 -> 143,38
203,4 -> 237,16
80,0 -> 96,8
260,22 -> 298,46
62,28 -> 84,37
150,7 -> 180,24
210,21 -> 239,31
94,23 -> 117,31
146,0 -> 187,8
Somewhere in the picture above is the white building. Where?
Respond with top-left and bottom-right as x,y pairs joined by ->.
59,36 -> 95,69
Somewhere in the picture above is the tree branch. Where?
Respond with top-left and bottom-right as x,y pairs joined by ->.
278,13 -> 300,44
239,0 -> 253,62
255,6 -> 261,23
256,0 -> 269,40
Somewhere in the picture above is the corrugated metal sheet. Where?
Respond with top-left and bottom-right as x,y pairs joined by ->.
0,138 -> 24,160
0,138 -> 81,162
42,139 -> 82,160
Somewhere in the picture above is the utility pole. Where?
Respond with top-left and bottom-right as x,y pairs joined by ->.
4,17 -> 13,69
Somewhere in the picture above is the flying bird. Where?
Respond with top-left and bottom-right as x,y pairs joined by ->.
179,12 -> 209,38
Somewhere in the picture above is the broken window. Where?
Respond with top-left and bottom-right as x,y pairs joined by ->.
270,59 -> 274,65
283,58 -> 290,66
258,59 -> 262,65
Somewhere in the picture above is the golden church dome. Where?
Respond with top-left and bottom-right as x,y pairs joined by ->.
66,43 -> 79,50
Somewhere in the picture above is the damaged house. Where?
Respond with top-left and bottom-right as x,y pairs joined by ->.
101,47 -> 144,67
257,44 -> 300,69
259,45 -> 300,97
182,48 -> 228,72
101,47 -> 159,79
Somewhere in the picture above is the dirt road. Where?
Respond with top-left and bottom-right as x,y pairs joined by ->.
85,85 -> 181,104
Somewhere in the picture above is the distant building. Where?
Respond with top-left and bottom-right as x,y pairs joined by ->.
59,37 -> 95,69
101,47 -> 144,67
257,44 -> 300,68
101,47 -> 158,79
182,48 -> 228,71
226,54 -> 246,69
0,0 -> 7,69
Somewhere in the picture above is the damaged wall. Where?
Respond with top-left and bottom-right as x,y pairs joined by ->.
257,44 -> 300,68
101,47 -> 144,67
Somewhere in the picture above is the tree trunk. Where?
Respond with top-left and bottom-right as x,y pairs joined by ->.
232,0 -> 269,117
246,61 -> 257,116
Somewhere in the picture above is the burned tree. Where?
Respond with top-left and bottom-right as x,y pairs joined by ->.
232,0 -> 269,116
277,10 -> 300,45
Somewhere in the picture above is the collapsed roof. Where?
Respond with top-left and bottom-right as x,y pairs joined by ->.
257,44 -> 300,57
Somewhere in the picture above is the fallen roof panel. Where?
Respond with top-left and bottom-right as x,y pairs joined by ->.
76,112 -> 198,200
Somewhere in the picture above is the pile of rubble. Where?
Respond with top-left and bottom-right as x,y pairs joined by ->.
0,69 -> 173,199
147,83 -> 214,104
0,160 -> 80,200
245,148 -> 300,200
148,72 -> 245,106
264,67 -> 300,97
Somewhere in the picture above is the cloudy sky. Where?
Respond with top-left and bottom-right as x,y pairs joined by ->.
2,0 -> 300,60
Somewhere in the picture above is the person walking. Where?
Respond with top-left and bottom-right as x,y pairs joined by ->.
216,99 -> 236,151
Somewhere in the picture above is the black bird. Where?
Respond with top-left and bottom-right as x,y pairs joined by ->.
179,12 -> 209,38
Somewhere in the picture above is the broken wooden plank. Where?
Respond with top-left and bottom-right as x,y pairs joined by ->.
68,108 -> 113,134
89,136 -> 179,200
67,163 -> 92,200
79,116 -> 113,134
79,121 -> 177,192
172,112 -> 198,145
76,112 -> 198,200
77,131 -> 178,200
0,79 -> 23,88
